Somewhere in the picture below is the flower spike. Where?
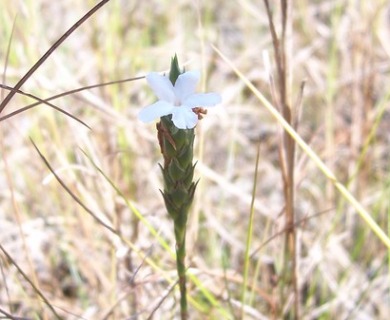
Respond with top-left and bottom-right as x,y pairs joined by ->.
139,56 -> 221,319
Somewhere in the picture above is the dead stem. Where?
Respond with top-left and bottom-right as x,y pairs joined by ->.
263,0 -> 299,318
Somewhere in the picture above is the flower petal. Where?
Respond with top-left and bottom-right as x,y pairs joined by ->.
171,107 -> 198,129
174,71 -> 200,102
146,72 -> 175,102
183,92 -> 222,108
138,101 -> 174,123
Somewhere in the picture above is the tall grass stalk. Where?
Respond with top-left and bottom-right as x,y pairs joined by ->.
263,0 -> 299,317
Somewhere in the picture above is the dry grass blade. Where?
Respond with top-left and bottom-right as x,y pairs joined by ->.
0,76 -> 144,122
30,138 -> 116,234
0,84 -> 91,128
0,0 -> 112,114
0,243 -> 63,319
0,306 -> 30,320
146,280 -> 179,320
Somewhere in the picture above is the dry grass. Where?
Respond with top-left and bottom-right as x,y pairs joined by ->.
0,0 -> 389,319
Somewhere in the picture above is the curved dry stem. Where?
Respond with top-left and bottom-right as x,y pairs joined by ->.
0,76 -> 144,122
0,244 -> 63,319
0,84 -> 90,129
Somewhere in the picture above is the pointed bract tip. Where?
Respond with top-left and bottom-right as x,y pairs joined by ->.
169,54 -> 182,85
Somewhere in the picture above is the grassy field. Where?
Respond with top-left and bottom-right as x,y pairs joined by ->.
0,0 -> 389,319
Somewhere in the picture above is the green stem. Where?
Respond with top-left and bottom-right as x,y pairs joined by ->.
175,222 -> 188,319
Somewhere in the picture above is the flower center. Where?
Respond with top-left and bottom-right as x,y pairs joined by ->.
174,98 -> 181,106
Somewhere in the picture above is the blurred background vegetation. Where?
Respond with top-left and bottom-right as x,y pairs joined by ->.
0,0 -> 389,319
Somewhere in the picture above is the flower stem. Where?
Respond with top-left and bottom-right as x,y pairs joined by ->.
175,223 -> 188,319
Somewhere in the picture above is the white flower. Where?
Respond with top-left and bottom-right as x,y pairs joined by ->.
138,71 -> 221,129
